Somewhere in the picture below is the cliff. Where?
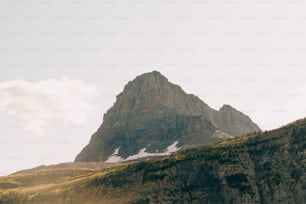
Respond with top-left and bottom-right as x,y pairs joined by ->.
75,71 -> 260,162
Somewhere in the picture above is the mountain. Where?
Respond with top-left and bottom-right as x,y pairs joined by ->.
0,118 -> 305,204
75,71 -> 260,162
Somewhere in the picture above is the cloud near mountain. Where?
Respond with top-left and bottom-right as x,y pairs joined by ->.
0,77 -> 98,135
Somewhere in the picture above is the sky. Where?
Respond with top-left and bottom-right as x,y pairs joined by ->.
1,0 -> 306,175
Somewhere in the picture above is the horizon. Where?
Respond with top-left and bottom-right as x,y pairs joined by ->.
1,0 -> 306,175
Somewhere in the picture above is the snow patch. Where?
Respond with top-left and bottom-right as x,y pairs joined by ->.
166,141 -> 180,153
105,141 -> 181,163
125,148 -> 151,161
105,147 -> 124,163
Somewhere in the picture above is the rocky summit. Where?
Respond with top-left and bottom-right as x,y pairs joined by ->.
75,71 -> 260,162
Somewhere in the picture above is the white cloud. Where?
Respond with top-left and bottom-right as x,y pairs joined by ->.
0,77 -> 98,135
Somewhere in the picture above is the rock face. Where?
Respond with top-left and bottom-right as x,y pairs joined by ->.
75,71 -> 260,162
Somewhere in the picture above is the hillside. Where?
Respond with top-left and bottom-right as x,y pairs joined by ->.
75,71 -> 260,162
0,118 -> 304,204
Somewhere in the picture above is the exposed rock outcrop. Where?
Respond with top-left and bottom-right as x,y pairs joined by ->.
75,71 -> 260,162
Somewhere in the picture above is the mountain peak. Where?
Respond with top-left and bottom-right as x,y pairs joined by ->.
123,71 -> 169,93
140,70 -> 165,78
220,104 -> 235,111
75,72 -> 261,162
117,70 -> 195,115
134,71 -> 167,82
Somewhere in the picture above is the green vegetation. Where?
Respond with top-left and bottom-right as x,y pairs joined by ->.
0,118 -> 305,203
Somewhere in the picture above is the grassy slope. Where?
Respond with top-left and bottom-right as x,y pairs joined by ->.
0,119 -> 305,204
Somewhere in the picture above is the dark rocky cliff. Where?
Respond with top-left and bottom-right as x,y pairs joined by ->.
75,71 -> 261,162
